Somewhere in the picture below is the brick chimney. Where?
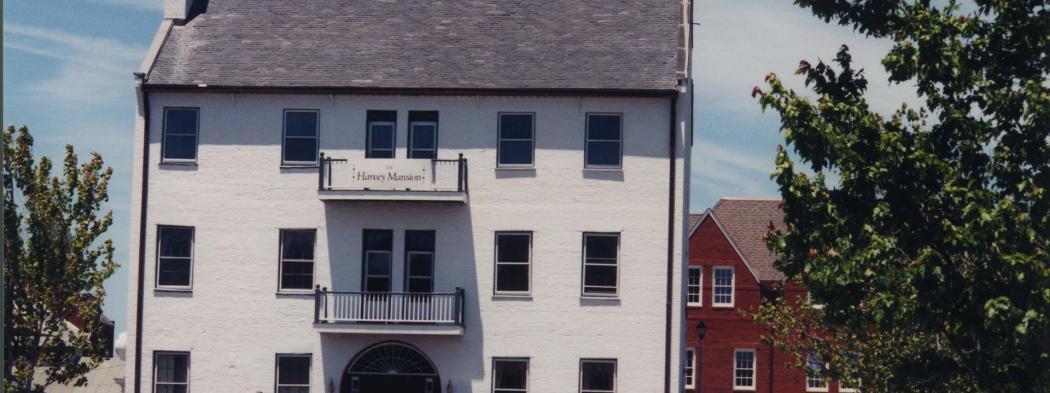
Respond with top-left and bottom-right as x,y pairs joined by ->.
165,0 -> 195,22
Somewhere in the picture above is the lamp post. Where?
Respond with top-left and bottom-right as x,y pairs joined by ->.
696,321 -> 707,393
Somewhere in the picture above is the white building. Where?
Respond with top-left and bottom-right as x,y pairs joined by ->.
126,1 -> 693,392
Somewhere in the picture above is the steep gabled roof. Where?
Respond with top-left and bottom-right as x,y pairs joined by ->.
709,198 -> 786,281
144,0 -> 685,92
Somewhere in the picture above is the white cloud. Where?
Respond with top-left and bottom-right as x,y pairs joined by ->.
691,141 -> 777,197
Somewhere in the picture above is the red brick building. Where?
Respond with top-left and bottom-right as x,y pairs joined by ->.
684,198 -> 854,393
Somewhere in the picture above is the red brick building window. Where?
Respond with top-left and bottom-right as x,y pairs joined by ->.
733,349 -> 755,390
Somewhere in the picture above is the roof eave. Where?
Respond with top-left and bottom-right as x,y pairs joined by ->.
139,83 -> 681,97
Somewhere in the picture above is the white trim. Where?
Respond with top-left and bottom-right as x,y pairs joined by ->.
363,250 -> 392,292
408,121 -> 438,159
733,349 -> 756,391
686,266 -> 702,307
581,232 -> 620,298
690,209 -> 763,284
155,225 -> 194,290
806,352 -> 830,392
278,229 -> 316,292
712,266 -> 735,307
367,121 -> 397,158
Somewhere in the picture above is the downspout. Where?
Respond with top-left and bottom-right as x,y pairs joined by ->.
663,91 -> 679,393
132,74 -> 151,393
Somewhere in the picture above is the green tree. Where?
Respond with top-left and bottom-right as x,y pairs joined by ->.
3,125 -> 117,393
753,1 -> 1049,392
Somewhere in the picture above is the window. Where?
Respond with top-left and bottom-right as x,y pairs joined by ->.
366,110 -> 396,158
839,353 -> 860,392
405,230 -> 435,293
494,232 -> 531,294
363,230 -> 393,292
153,352 -> 189,393
275,354 -> 310,393
684,348 -> 696,389
582,233 -> 619,297
808,291 -> 825,309
162,108 -> 199,162
283,110 -> 319,164
156,226 -> 193,289
492,358 -> 528,393
579,359 -> 616,393
409,111 -> 438,159
687,266 -> 702,306
712,267 -> 734,306
733,349 -> 755,390
279,230 -> 315,291
806,353 -> 829,392
585,113 -> 622,168
497,113 -> 534,167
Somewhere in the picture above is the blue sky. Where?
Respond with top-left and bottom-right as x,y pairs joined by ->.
3,0 -> 914,335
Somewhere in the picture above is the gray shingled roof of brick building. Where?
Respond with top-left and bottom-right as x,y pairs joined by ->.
144,0 -> 684,92
710,198 -> 786,281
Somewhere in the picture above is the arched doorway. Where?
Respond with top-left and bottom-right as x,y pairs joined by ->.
343,342 -> 441,393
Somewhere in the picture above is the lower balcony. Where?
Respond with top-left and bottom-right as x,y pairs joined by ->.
313,287 -> 465,336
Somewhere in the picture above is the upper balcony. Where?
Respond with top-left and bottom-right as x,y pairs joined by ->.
313,287 -> 465,336
317,153 -> 468,203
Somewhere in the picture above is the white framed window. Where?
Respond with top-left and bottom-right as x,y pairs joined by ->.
153,351 -> 189,393
497,113 -> 535,167
161,107 -> 199,162
275,354 -> 310,393
582,233 -> 619,297
838,352 -> 860,392
156,226 -> 194,290
683,348 -> 696,389
405,230 -> 436,293
279,229 -> 315,291
409,121 -> 438,159
367,121 -> 396,158
492,357 -> 529,393
282,109 -> 319,165
733,349 -> 756,391
687,266 -> 702,306
584,113 -> 623,169
494,232 -> 531,295
712,266 -> 735,307
363,229 -> 393,292
806,353 -> 829,392
579,359 -> 616,393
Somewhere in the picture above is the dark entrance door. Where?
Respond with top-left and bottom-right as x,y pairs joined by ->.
344,342 -> 440,393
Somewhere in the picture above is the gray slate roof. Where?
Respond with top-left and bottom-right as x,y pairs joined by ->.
710,198 -> 786,281
145,0 -> 685,92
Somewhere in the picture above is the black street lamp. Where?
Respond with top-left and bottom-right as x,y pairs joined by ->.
696,321 -> 707,393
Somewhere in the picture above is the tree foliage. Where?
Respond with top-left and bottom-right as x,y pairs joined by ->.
3,125 -> 117,393
754,1 -> 1049,391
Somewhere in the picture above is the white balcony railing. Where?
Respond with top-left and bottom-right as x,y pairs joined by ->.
317,154 -> 468,201
314,287 -> 465,327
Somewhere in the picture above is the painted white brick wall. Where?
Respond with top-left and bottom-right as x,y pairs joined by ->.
126,92 -> 689,393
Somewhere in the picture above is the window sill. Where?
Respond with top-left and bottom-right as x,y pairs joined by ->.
580,296 -> 621,306
686,304 -> 703,308
492,294 -> 532,301
276,290 -> 315,296
495,166 -> 535,171
154,287 -> 192,293
582,167 -> 623,172
280,164 -> 320,169
713,304 -> 735,309
159,161 -> 197,167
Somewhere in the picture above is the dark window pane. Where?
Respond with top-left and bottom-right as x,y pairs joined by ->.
585,235 -> 618,260
366,254 -> 391,276
498,140 -> 533,165
406,231 -> 435,252
282,231 -> 315,260
496,265 -> 529,292
156,353 -> 188,382
500,114 -> 533,139
157,258 -> 191,286
165,109 -> 197,134
278,356 -> 310,385
284,138 -> 318,163
408,278 -> 433,293
497,234 -> 530,262
364,230 -> 393,250
410,149 -> 435,159
368,149 -> 394,159
411,124 -> 436,149
581,362 -> 615,390
585,265 -> 618,288
156,386 -> 187,393
285,112 -> 318,137
370,124 -> 395,150
586,141 -> 621,167
163,135 -> 196,160
588,115 -> 621,141
277,387 -> 308,393
494,360 -> 527,389
408,255 -> 433,277
366,277 -> 390,292
281,261 -> 313,290
159,228 -> 193,258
